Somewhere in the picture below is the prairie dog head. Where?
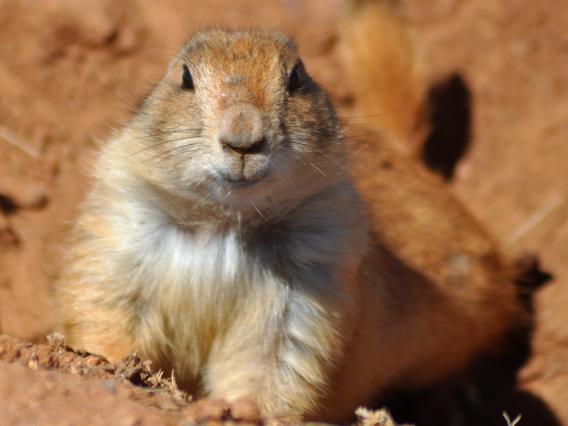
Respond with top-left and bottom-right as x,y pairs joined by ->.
129,29 -> 344,213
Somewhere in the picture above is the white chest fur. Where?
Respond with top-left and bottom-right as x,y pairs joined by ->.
106,184 -> 367,394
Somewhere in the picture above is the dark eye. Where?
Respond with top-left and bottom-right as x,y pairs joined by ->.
287,62 -> 304,93
181,64 -> 194,90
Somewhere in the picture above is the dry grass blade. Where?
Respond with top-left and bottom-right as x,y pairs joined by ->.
505,196 -> 565,246
355,407 -> 408,426
503,411 -> 522,426
0,126 -> 40,158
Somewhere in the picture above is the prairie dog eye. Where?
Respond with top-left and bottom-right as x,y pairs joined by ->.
181,64 -> 194,90
287,61 -> 305,93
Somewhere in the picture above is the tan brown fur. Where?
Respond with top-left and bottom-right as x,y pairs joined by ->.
338,0 -> 428,148
58,22 -> 520,423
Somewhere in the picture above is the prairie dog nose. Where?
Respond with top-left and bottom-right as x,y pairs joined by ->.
219,103 -> 266,154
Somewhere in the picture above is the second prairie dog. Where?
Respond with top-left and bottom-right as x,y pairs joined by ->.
58,11 -> 521,424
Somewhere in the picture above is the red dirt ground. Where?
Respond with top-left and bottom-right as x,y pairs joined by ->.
0,0 -> 566,424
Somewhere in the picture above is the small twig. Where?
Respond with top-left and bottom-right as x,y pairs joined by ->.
355,407 -> 403,426
0,126 -> 40,158
503,411 -> 522,426
505,196 -> 565,246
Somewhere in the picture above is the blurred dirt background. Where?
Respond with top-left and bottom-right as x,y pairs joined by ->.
0,0 -> 566,424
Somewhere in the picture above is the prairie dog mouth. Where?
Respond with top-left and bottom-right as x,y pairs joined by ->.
218,167 -> 270,187
222,175 -> 263,187
215,153 -> 272,188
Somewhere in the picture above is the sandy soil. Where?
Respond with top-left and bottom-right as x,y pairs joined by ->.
0,333 -> 287,425
0,0 -> 566,424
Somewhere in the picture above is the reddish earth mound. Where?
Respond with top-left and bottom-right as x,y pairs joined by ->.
0,335 -> 274,425
0,335 -> 398,425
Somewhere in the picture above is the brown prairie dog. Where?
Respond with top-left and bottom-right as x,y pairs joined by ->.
57,22 -> 520,424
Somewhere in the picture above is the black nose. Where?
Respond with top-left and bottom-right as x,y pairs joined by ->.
221,137 -> 267,155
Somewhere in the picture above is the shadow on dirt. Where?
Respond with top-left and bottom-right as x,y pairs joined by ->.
421,73 -> 472,181
383,255 -> 559,426
361,72 -> 560,425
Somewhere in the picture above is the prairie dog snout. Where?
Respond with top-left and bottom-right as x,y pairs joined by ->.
219,102 -> 265,153
218,102 -> 269,183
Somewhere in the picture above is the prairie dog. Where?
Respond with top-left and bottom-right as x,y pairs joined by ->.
58,26 -> 520,422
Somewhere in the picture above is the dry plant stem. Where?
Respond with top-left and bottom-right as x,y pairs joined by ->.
0,126 -> 40,158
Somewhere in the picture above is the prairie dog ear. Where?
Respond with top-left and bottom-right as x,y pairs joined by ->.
163,55 -> 184,86
165,52 -> 182,74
